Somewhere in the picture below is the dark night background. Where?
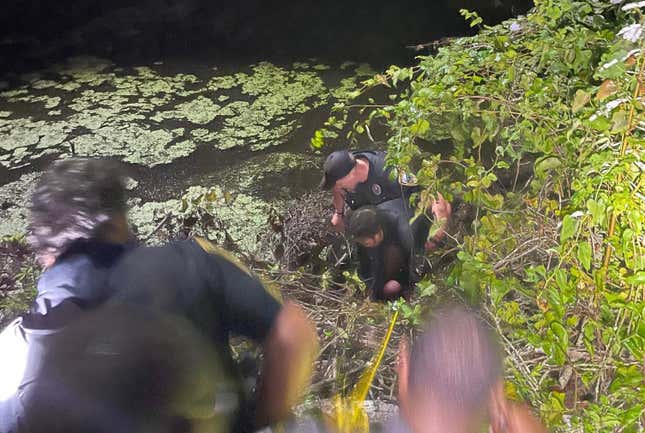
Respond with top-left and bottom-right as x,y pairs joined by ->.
0,0 -> 533,73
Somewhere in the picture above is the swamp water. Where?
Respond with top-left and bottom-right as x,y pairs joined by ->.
0,56 -> 377,256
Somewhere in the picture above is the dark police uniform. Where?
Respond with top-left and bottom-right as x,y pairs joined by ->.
357,199 -> 430,301
343,151 -> 410,210
0,238 -> 281,433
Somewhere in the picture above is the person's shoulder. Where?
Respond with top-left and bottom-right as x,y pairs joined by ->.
377,199 -> 409,221
191,237 -> 254,276
353,150 -> 385,159
112,240 -> 199,276
36,253 -> 99,296
121,238 -> 195,256
116,238 -> 251,278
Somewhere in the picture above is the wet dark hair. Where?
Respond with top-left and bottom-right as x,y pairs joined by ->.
28,158 -> 127,263
409,305 -> 502,412
347,206 -> 384,240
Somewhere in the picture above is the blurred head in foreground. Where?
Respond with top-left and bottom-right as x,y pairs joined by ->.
21,303 -> 235,433
398,305 -> 502,433
28,158 -> 129,267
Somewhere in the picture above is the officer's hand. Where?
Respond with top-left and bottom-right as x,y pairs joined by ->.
331,212 -> 345,231
431,192 -> 452,222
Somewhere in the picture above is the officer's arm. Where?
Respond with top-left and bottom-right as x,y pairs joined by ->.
331,187 -> 345,214
330,188 -> 347,229
255,302 -> 318,427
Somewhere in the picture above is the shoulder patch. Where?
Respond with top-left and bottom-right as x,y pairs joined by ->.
194,237 -> 252,276
371,183 -> 382,196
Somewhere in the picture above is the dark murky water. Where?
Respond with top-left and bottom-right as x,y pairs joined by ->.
0,0 -> 531,244
0,57 -> 383,243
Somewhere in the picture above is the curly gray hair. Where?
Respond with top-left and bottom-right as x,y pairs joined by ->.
28,158 -> 127,263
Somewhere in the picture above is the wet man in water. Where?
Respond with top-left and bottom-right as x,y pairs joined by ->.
347,195 -> 450,301
393,305 -> 547,433
0,158 -> 318,433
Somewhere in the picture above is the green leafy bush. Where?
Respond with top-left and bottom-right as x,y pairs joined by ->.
318,1 -> 645,431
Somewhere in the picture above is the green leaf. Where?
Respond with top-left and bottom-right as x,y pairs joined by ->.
470,127 -> 486,148
626,271 -> 645,285
587,199 -> 606,226
410,119 -> 430,135
622,335 -> 645,360
611,109 -> 629,133
577,241 -> 592,271
310,129 -> 325,149
204,188 -> 218,202
630,210 -> 642,233
554,269 -> 568,293
549,321 -> 569,365
572,89 -> 591,113
535,156 -> 562,178
481,173 -> 497,188
560,215 -> 577,242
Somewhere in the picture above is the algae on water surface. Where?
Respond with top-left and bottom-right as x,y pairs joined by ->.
0,57 -> 375,169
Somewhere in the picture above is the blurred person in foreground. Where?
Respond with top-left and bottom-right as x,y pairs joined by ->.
393,305 -> 547,433
0,158 -> 318,433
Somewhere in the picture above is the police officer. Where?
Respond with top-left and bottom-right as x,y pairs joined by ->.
0,158 -> 318,433
320,150 -> 408,232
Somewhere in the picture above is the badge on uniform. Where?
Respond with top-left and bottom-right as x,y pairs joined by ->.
371,183 -> 382,196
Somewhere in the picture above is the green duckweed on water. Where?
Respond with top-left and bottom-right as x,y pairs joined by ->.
128,185 -> 271,256
0,57 -> 375,170
0,58 -> 368,248
70,126 -> 193,167
0,172 -> 41,238
217,151 -> 318,193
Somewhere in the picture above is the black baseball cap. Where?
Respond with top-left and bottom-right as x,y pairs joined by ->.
319,150 -> 356,189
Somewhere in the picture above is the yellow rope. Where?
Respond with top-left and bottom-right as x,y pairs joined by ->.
331,309 -> 399,433
352,309 -> 399,402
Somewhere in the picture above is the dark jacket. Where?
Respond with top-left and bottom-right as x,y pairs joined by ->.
344,151 -> 409,210
357,199 -> 430,301
1,239 -> 280,433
